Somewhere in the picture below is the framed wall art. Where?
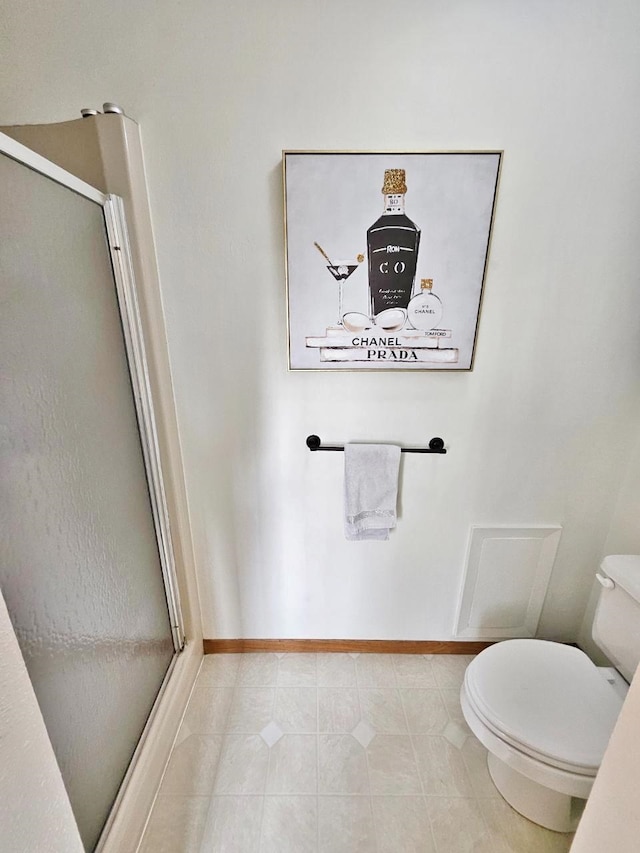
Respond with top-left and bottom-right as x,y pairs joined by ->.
283,151 -> 502,371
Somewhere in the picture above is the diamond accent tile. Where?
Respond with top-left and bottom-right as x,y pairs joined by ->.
260,721 -> 284,747
351,719 -> 376,748
146,651 -> 570,853
443,720 -> 468,750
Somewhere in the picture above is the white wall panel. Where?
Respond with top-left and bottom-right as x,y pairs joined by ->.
456,526 -> 562,639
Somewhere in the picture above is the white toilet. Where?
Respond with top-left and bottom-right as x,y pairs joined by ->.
461,555 -> 640,833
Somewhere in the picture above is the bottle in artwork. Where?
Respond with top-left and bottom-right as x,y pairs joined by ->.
367,169 -> 421,317
407,278 -> 443,331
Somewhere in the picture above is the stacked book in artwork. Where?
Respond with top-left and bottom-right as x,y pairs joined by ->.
305,327 -> 459,364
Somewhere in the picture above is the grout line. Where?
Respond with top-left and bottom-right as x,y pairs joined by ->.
264,655 -> 280,787
401,655 -> 454,853
198,655 -> 244,844
428,657 -> 488,851
316,656 -> 320,851
313,653 -> 319,846
231,653 -> 241,689
358,680 -> 377,850
254,793 -> 266,853
185,657 -> 225,848
207,792 -> 507,798
427,685 -> 450,852
257,654 -> 281,851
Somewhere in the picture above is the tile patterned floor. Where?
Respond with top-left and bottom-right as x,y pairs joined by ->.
139,653 -> 575,852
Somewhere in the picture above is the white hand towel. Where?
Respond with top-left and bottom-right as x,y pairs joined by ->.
344,443 -> 401,541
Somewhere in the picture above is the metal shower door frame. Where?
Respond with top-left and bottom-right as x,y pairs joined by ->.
0,130 -> 185,652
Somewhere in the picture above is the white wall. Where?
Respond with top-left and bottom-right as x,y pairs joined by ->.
3,0 -> 640,641
0,590 -> 84,853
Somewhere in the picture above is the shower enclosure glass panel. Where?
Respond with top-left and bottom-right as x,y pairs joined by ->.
0,151 -> 175,850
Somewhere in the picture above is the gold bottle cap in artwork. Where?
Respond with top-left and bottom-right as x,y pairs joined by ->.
420,278 -> 434,290
382,169 -> 407,195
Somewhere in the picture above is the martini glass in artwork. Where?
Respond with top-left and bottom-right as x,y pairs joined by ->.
314,242 -> 363,326
326,262 -> 359,326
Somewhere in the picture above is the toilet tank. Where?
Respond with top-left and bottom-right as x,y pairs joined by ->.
592,555 -> 640,682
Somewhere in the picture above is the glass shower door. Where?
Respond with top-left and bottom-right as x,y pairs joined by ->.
0,147 -> 178,850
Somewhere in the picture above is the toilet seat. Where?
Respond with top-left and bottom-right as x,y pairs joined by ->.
463,639 -> 623,776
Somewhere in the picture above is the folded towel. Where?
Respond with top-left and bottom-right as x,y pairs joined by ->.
344,443 -> 401,541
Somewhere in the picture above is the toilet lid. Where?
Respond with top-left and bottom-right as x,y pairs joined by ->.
464,640 -> 623,774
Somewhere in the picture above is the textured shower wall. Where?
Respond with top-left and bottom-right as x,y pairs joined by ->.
0,589 -> 84,852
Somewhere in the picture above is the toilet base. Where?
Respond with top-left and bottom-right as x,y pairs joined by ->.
487,752 -> 585,833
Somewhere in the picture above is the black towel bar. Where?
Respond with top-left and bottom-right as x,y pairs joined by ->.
305,435 -> 446,454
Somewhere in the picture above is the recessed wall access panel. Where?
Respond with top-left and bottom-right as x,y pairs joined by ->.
455,526 -> 562,639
